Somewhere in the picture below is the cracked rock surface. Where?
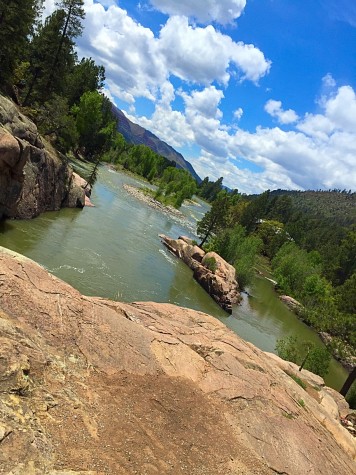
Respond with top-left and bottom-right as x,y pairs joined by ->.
0,247 -> 355,474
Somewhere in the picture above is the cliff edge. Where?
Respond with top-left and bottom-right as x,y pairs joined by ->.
0,247 -> 355,475
0,95 -> 84,220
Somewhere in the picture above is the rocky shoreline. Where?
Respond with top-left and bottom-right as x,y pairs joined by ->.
123,183 -> 189,221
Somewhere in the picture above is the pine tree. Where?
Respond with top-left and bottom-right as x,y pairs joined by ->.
44,0 -> 85,95
66,58 -> 105,106
0,0 -> 42,93
197,191 -> 232,247
23,9 -> 75,105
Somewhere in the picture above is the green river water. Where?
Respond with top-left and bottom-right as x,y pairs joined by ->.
0,165 -> 347,389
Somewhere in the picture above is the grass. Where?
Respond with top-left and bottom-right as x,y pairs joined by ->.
285,371 -> 307,390
282,412 -> 295,420
298,398 -> 306,408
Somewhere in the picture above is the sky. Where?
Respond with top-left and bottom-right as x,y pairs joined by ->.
43,0 -> 356,194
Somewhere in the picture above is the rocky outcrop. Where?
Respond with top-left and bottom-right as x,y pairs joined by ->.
160,235 -> 241,313
0,95 -> 85,220
319,332 -> 356,372
0,246 -> 355,475
279,294 -> 303,314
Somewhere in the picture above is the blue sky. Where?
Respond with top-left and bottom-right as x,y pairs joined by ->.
44,0 -> 356,193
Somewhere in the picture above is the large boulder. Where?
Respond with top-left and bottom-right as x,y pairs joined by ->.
0,130 -> 26,218
0,247 -> 355,474
0,95 -> 84,220
160,235 -> 241,312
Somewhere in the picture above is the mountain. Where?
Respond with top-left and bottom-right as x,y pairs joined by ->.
112,106 -> 201,182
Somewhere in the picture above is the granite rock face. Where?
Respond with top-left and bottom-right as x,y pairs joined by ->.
0,246 -> 355,475
0,95 -> 84,220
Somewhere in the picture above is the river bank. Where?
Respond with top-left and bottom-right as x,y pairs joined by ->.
123,183 -> 184,218
256,259 -> 355,373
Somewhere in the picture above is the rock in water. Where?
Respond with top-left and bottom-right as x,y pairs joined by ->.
0,246 -> 355,475
160,235 -> 241,312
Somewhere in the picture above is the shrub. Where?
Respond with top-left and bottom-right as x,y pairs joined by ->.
285,371 -> 307,390
204,256 -> 217,273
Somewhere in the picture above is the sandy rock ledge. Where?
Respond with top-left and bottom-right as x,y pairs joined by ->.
0,246 -> 355,475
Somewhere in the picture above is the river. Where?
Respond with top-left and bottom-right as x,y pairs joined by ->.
0,165 -> 347,389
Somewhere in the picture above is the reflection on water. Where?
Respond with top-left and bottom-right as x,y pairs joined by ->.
0,165 -> 347,389
223,277 -> 347,389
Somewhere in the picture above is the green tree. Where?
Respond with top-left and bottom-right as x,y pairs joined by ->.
197,190 -> 232,247
303,346 -> 331,377
234,235 -> 263,288
45,0 -> 85,94
276,336 -> 331,378
197,176 -> 224,202
0,0 -> 42,93
73,91 -> 117,160
66,57 -> 105,107
276,336 -> 300,363
255,219 -> 291,258
337,229 -> 356,285
155,167 -> 197,208
335,273 -> 356,315
23,8 -> 76,105
240,190 -> 270,232
35,94 -> 78,152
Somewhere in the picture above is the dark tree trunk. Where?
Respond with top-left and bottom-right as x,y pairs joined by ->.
340,367 -> 356,397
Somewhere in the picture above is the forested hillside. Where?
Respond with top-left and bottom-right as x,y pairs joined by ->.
196,188 -> 356,380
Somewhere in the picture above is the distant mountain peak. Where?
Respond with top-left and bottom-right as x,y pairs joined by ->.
112,106 -> 201,182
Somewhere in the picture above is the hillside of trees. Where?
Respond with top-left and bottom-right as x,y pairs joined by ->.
196,188 -> 355,378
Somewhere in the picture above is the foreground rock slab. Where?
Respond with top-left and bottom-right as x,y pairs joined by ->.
0,247 -> 355,475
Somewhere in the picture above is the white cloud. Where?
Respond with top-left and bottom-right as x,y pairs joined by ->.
150,0 -> 246,25
126,81 -> 194,149
233,108 -> 243,120
41,2 -> 356,193
77,2 -> 167,102
322,72 -> 336,89
298,85 -> 356,138
297,113 -> 334,140
130,82 -> 356,192
158,16 -> 270,85
42,0 -> 56,17
43,1 -> 270,103
324,85 -> 356,132
181,86 -> 224,119
265,100 -> 299,124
